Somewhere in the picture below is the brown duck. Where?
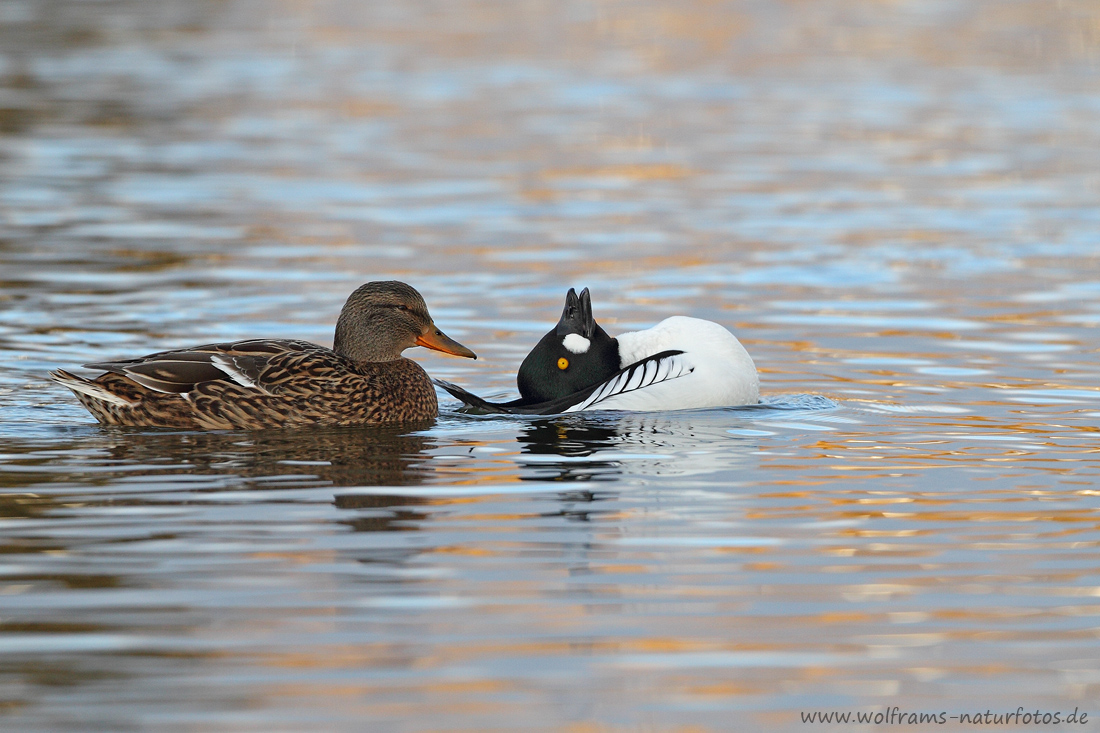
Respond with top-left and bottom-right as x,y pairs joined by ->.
49,281 -> 476,429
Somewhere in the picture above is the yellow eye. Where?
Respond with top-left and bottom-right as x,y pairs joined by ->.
557,357 -> 569,370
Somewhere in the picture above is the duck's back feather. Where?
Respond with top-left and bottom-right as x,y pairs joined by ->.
53,339 -> 438,429
85,339 -> 317,394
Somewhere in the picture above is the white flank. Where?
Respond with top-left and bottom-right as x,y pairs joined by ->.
562,333 -> 591,354
576,316 -> 760,411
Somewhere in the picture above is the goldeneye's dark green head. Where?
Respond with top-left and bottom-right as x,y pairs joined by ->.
516,287 -> 621,403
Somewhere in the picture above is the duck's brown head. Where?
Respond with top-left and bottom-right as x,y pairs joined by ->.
333,281 -> 477,362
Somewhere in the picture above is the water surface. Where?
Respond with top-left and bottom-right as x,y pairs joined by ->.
2,0 -> 1100,730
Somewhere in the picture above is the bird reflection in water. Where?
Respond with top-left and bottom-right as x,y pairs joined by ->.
87,425 -> 443,537
516,414 -> 624,484
513,410 -> 756,484
82,423 -> 438,488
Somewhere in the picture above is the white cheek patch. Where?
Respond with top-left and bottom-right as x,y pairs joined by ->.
562,333 -> 591,354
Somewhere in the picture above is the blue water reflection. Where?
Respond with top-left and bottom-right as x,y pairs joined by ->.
3,0 -> 1100,729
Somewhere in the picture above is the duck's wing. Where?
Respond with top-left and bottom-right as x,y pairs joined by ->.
435,350 -> 689,416
84,339 -> 319,394
560,349 -> 692,412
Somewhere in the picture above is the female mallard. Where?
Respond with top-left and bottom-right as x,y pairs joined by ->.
50,281 -> 476,429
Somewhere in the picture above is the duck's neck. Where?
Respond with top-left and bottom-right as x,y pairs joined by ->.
333,318 -> 404,363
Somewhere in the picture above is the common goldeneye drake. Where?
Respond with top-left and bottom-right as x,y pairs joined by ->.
435,287 -> 759,414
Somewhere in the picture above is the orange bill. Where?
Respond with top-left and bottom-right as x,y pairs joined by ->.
416,325 -> 477,359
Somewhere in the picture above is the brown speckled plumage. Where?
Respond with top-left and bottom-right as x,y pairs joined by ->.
50,282 -> 476,430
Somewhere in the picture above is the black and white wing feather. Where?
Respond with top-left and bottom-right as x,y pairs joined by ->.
435,350 -> 691,416
563,350 -> 693,412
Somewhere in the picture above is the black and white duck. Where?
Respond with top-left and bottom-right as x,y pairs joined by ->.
435,287 -> 758,414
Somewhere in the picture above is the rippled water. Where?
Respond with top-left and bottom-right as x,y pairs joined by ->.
3,0 -> 1100,730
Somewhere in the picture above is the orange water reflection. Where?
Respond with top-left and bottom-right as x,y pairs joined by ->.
3,0 -> 1100,729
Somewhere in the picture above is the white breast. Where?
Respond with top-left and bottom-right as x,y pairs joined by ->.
583,316 -> 759,411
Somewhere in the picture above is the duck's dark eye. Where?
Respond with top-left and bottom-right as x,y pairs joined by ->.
394,304 -> 411,312
557,357 -> 569,370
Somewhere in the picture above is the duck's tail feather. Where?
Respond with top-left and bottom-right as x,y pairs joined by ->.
49,369 -> 136,407
432,379 -> 527,414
